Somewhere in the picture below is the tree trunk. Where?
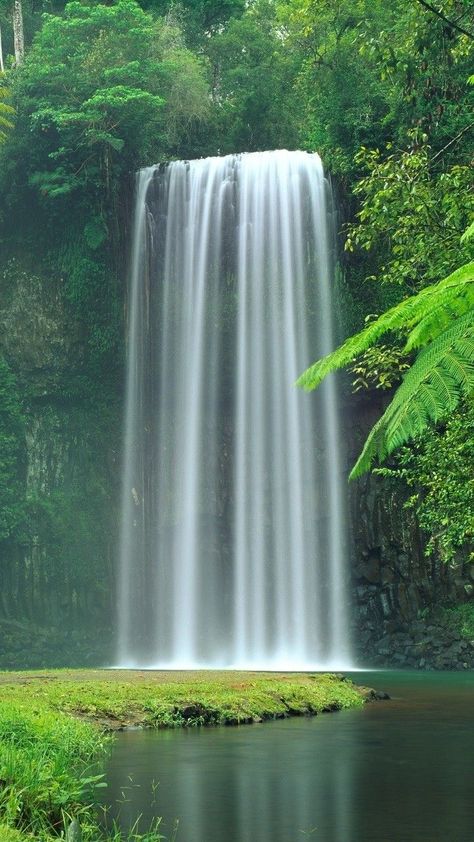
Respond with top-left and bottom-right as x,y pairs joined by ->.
12,0 -> 24,65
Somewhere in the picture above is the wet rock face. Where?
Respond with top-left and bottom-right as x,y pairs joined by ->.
345,392 -> 473,670
359,624 -> 474,671
0,259 -> 120,647
0,260 -> 83,387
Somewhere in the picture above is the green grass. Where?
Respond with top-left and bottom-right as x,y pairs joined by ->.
0,669 -> 365,729
0,827 -> 25,842
0,702 -> 111,840
0,670 -> 367,841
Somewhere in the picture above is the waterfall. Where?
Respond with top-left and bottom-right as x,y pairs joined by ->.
117,150 -> 352,669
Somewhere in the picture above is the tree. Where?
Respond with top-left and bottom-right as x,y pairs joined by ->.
205,0 -> 302,153
9,0 -> 208,202
139,0 -> 246,46
12,0 -> 23,64
278,0 -> 473,176
276,0 -> 394,173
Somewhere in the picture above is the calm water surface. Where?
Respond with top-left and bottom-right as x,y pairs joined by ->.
105,671 -> 474,842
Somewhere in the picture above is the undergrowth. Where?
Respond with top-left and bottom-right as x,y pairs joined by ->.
0,702 -> 167,841
440,603 -> 474,640
0,703 -> 111,840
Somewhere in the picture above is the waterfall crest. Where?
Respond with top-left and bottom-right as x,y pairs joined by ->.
118,150 -> 352,669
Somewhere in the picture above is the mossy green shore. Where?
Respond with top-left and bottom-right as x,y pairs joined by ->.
0,670 -> 370,841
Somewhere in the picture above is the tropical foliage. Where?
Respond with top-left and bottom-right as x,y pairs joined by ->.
0,75 -> 13,142
295,7 -> 473,485
3,0 -> 208,210
0,0 -> 210,374
378,405 -> 474,562
345,143 -> 474,292
298,259 -> 474,477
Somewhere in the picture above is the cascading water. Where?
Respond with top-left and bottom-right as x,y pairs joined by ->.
117,150 -> 352,669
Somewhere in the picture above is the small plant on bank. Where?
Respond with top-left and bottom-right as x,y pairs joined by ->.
441,603 -> 474,640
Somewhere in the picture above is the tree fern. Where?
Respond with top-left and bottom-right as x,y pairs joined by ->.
461,221 -> 474,244
350,311 -> 474,477
297,260 -> 474,392
297,257 -> 474,477
0,80 -> 14,143
405,272 -> 473,350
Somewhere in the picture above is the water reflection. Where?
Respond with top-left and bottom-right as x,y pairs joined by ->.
106,720 -> 356,841
105,672 -> 474,842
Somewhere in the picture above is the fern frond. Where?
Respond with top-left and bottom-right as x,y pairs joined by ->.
0,84 -> 14,142
0,89 -> 14,116
461,221 -> 474,244
350,310 -> 474,478
405,270 -> 474,349
297,261 -> 474,390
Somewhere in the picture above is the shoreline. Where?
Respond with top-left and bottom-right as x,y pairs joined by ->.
0,668 -> 376,730
0,670 -> 383,841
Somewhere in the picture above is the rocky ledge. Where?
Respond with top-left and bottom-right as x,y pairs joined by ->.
357,619 -> 474,670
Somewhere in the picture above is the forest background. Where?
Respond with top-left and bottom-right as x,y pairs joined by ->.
0,0 -> 472,666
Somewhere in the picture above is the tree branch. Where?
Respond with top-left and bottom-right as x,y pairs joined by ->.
430,123 -> 474,163
414,0 -> 474,39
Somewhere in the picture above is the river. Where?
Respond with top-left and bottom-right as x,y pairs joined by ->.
104,671 -> 474,841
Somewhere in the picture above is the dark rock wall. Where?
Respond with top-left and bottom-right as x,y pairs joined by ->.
0,260 -> 120,667
346,391 -> 474,669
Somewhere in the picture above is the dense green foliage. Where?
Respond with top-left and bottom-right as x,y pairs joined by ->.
292,3 -> 473,530
1,0 -> 209,365
378,405 -> 474,562
13,0 -> 207,196
441,601 -> 474,638
346,143 -> 473,292
0,0 -> 472,659
278,0 -> 473,170
204,1 -> 301,153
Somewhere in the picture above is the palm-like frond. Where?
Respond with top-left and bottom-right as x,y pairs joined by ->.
296,260 -> 474,391
350,310 -> 474,477
0,83 -> 14,143
461,221 -> 474,244
405,262 -> 474,350
297,255 -> 474,477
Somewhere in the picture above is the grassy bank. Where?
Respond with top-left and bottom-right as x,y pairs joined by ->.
0,670 -> 368,841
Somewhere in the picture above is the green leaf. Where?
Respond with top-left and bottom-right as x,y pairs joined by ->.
297,261 -> 474,391
461,221 -> 474,244
350,310 -> 474,478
